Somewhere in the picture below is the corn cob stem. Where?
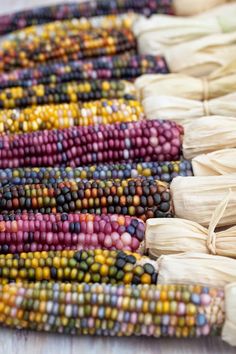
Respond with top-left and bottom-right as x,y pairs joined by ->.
0,54 -> 169,90
0,160 -> 193,187
0,282 -> 224,337
0,212 -> 145,254
0,120 -> 183,168
0,99 -> 143,133
0,28 -> 136,72
0,249 -> 158,285
0,178 -> 172,220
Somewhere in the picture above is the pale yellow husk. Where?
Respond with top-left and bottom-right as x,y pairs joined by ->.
133,6 -> 236,56
157,252 -> 236,287
141,93 -> 236,126
183,116 -> 236,159
222,283 -> 236,346
171,175 -> 236,227
146,190 -> 236,258
164,31 -> 236,76
135,62 -> 236,101
192,149 -> 236,175
173,0 -> 233,16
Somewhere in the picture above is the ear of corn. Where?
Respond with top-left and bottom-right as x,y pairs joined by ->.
0,249 -> 158,285
0,160 -> 193,187
0,178 -> 173,221
0,119 -> 183,168
0,54 -> 169,90
0,282 -> 224,337
0,212 -> 145,254
0,99 -> 143,133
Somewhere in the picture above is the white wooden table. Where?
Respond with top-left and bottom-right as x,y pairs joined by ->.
0,1 -> 234,353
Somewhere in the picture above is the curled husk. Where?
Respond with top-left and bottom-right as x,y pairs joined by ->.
192,149 -> 236,175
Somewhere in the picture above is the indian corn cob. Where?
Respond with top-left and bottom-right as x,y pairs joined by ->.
0,160 -> 193,187
0,54 -> 169,90
0,282 -> 224,338
0,99 -> 143,133
0,249 -> 158,285
0,80 -> 135,109
0,120 -> 183,168
0,28 -> 136,72
0,178 -> 173,220
0,213 -> 145,254
0,0 -> 173,35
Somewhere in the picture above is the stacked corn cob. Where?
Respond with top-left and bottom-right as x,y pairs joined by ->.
0,0 -> 235,348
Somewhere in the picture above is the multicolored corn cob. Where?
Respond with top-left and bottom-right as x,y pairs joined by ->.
0,282 -> 224,337
0,179 -> 172,220
0,54 -> 169,89
0,28 -> 136,72
0,213 -> 145,254
0,160 -> 193,187
0,80 -> 135,109
0,249 -> 158,284
0,0 -> 173,35
0,120 -> 183,168
0,99 -> 143,133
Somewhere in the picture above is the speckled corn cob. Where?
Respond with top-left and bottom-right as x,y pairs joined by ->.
0,54 -> 169,89
0,282 -> 224,337
0,160 -> 193,187
0,80 -> 135,109
0,213 -> 145,254
0,28 -> 136,72
0,249 -> 158,285
0,179 -> 172,220
0,99 -> 143,133
0,120 -> 183,168
0,0 -> 173,35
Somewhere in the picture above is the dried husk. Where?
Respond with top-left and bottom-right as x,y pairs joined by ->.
135,66 -> 236,101
133,9 -> 236,56
164,31 -> 236,76
145,191 -> 236,258
183,116 -> 236,159
222,283 -> 236,346
157,252 -> 236,287
192,149 -> 236,175
173,0 -> 232,16
171,175 -> 236,227
141,93 -> 236,126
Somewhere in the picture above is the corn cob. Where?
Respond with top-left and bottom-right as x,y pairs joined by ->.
0,0 -> 173,35
0,28 -> 136,72
0,213 -> 145,254
0,120 -> 183,168
0,249 -> 158,285
0,54 -> 169,90
0,179 -> 172,220
0,160 -> 193,187
0,282 -> 224,338
0,80 -> 135,109
0,99 -> 143,133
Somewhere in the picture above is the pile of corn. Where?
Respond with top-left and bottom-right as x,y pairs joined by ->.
0,0 -> 235,347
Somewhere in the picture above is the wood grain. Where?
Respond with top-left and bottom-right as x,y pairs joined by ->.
0,1 -> 234,353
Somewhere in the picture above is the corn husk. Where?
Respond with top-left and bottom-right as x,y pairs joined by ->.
197,2 -> 236,17
192,149 -> 236,176
173,0 -> 231,16
135,66 -> 236,101
142,93 -> 236,126
146,190 -> 236,258
222,283 -> 236,346
133,9 -> 236,56
164,31 -> 236,76
171,175 -> 236,227
183,116 -> 236,159
157,252 -> 236,287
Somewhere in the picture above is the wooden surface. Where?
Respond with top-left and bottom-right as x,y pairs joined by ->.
0,1 -> 235,353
